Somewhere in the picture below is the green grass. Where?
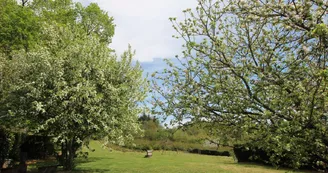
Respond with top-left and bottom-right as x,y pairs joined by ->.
59,141 -> 313,173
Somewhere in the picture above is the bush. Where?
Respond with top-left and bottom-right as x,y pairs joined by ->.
233,144 -> 322,171
233,144 -> 291,166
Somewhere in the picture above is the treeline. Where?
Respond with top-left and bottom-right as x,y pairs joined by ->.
122,114 -> 225,152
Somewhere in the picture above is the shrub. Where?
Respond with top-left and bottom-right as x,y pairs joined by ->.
188,149 -> 230,157
233,144 -> 322,170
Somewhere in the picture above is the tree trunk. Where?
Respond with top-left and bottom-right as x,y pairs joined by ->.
63,138 -> 76,171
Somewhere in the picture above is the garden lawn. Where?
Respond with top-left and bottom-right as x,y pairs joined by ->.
66,141 -> 313,173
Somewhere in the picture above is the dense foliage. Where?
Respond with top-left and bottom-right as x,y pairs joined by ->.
0,0 -> 147,170
152,0 -> 328,170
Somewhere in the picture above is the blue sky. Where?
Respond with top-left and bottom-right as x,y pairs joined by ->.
74,0 -> 197,126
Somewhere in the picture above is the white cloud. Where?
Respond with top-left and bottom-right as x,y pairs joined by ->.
75,0 -> 198,62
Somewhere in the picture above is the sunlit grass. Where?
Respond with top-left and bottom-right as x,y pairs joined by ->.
57,141 -> 313,173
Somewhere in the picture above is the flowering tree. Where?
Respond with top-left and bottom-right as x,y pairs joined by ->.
0,0 -> 148,170
152,0 -> 328,170
0,24 -> 147,170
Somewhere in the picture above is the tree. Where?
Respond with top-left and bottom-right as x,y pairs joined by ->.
30,0 -> 115,44
76,2 -> 115,44
0,1 -> 147,170
30,0 -> 77,25
138,113 -> 163,140
0,24 -> 147,170
152,0 -> 327,170
0,0 -> 40,55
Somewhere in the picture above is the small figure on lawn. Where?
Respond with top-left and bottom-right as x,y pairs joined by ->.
144,150 -> 153,158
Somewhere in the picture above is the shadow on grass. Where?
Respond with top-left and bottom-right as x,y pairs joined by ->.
226,162 -> 316,173
27,157 -> 113,173
59,168 -> 111,173
71,157 -> 113,173
31,165 -> 112,173
227,161 -> 285,169
75,157 -> 113,164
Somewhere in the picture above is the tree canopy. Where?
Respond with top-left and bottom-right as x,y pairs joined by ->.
152,0 -> 328,170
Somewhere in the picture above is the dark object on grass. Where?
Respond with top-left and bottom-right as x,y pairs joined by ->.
188,149 -> 230,157
144,150 -> 153,158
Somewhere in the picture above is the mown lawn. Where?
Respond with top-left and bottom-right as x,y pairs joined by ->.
59,141 -> 313,173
